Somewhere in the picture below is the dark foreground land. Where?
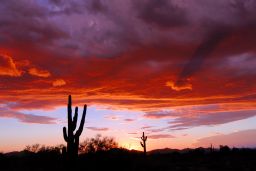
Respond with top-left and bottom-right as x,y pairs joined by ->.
1,147 -> 256,171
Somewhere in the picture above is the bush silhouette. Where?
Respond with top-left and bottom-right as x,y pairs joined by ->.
79,134 -> 118,153
24,144 -> 40,153
24,144 -> 64,155
219,145 -> 230,154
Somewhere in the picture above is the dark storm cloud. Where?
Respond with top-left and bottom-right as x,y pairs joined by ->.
87,0 -> 108,14
174,0 -> 256,89
48,0 -> 108,15
175,27 -> 230,87
0,0 -> 68,48
134,0 -> 188,28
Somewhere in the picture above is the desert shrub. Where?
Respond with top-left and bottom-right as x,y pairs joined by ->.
23,144 -> 64,155
79,134 -> 118,153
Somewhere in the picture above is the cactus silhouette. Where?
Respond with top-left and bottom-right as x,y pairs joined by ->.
140,132 -> 147,156
210,143 -> 214,153
63,95 -> 87,159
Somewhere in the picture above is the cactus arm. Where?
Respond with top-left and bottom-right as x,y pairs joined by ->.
140,142 -> 144,147
63,127 -> 68,142
68,95 -> 72,131
75,105 -> 87,137
145,136 -> 147,141
72,107 -> 78,131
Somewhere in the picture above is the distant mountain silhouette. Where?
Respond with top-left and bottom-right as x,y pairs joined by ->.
148,148 -> 180,154
4,151 -> 28,157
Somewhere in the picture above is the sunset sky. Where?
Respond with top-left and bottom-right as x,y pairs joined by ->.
1,0 -> 256,152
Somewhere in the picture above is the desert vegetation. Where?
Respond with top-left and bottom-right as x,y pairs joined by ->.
2,143 -> 256,171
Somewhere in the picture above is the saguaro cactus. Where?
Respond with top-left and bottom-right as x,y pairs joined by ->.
63,95 -> 87,159
210,143 -> 214,153
140,132 -> 147,156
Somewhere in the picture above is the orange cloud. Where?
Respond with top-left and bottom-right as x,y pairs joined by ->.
0,54 -> 23,77
28,67 -> 51,78
52,79 -> 66,87
166,80 -> 192,91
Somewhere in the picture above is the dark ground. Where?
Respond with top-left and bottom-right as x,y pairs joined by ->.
1,147 -> 256,171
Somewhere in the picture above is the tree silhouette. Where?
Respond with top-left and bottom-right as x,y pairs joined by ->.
23,144 -> 63,155
63,95 -> 87,159
24,144 -> 40,153
79,134 -> 118,153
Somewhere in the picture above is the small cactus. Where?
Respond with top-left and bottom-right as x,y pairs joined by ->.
210,143 -> 214,153
63,95 -> 87,159
140,132 -> 147,156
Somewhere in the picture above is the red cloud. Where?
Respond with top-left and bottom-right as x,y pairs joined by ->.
0,54 -> 23,77
28,67 -> 51,78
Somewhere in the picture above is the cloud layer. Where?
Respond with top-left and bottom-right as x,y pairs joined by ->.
194,129 -> 256,148
0,0 -> 256,128
86,127 -> 109,131
0,106 -> 57,124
